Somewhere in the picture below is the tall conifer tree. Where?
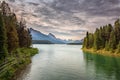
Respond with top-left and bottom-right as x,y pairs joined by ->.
0,12 -> 8,59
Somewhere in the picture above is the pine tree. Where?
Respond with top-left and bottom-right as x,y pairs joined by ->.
114,19 -> 120,44
105,41 -> 109,51
17,20 -> 32,48
104,24 -> 113,41
0,1 -> 32,57
1,2 -> 19,52
108,30 -> 116,51
82,18 -> 120,53
82,37 -> 87,48
86,31 -> 89,48
117,41 -> 120,53
88,33 -> 94,48
94,29 -> 101,50
3,14 -> 19,52
99,27 -> 105,48
0,12 -> 8,59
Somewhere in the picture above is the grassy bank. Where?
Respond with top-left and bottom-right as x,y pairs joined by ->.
82,48 -> 120,57
0,48 -> 38,80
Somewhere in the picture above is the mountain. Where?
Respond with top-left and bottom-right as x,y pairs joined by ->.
66,39 -> 83,45
30,28 -> 83,44
30,28 -> 66,44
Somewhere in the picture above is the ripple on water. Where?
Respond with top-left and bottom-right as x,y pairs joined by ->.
18,44 -> 120,80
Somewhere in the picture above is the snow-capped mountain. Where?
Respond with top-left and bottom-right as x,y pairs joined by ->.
66,39 -> 83,44
30,28 -> 66,44
30,28 -> 83,44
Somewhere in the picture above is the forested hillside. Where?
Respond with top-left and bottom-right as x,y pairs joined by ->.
0,1 -> 32,60
83,19 -> 120,54
0,1 -> 38,80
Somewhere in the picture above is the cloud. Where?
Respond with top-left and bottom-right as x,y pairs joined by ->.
6,0 -> 120,40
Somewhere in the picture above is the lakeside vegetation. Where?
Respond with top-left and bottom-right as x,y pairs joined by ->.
83,18 -> 120,56
0,48 -> 38,80
0,1 -> 38,80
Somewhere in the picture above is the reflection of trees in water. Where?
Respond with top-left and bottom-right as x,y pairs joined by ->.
17,64 -> 32,80
83,51 -> 120,80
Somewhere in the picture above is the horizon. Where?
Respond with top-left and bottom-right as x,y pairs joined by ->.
31,28 -> 83,41
4,0 -> 120,40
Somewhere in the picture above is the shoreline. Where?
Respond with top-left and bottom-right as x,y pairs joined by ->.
11,62 -> 31,80
0,48 -> 38,80
11,48 -> 38,80
12,64 -> 31,80
82,48 -> 120,57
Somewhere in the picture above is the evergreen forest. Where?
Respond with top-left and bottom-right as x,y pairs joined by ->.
83,19 -> 120,53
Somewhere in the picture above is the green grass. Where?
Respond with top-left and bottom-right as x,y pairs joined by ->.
82,48 -> 120,57
0,47 -> 38,80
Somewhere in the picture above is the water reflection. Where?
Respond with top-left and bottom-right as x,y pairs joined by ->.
83,51 -> 120,80
18,45 -> 120,80
17,65 -> 32,80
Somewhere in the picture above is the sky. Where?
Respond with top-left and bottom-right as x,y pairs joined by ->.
4,0 -> 120,40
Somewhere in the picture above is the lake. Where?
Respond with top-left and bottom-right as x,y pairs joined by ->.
18,44 -> 120,80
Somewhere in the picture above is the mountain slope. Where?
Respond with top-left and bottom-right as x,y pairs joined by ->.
30,28 -> 66,44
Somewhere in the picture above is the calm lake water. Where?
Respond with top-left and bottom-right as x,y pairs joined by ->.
18,44 -> 120,80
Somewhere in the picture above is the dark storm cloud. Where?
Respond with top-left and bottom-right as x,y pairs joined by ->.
50,0 -> 120,17
50,0 -> 81,13
80,0 -> 120,16
6,0 -> 120,39
28,2 -> 39,6
8,0 -> 15,2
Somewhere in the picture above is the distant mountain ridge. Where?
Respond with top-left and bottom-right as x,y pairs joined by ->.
30,28 -> 83,44
30,28 -> 66,44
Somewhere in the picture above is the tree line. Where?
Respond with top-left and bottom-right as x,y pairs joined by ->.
0,1 -> 32,59
83,19 -> 120,53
